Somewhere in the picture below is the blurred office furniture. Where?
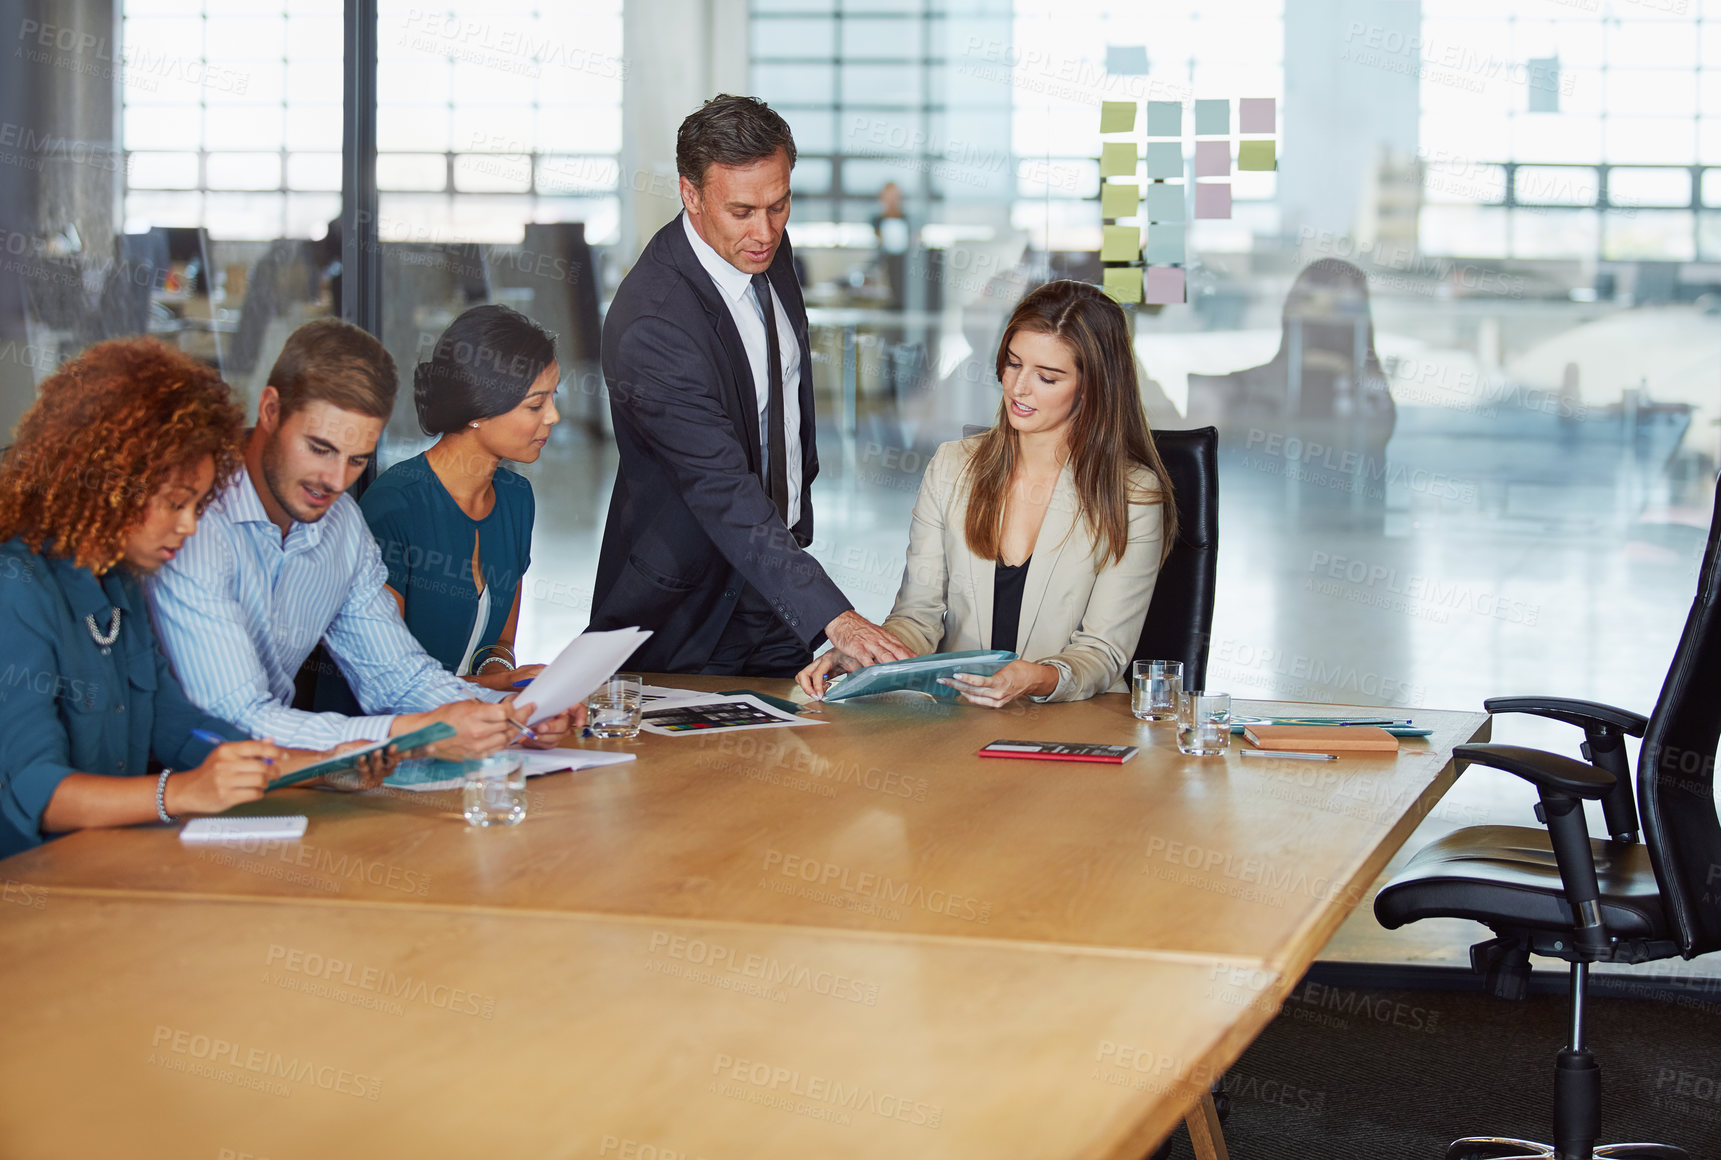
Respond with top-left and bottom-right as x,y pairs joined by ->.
1374,474 -> 1720,1160
487,223 -> 606,435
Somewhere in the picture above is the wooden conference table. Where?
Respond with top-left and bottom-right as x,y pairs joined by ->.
0,679 -> 1488,1160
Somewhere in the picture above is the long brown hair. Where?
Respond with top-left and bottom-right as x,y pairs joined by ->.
0,337 -> 244,573
962,280 -> 1176,567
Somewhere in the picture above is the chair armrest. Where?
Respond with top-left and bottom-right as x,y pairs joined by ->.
1453,744 -> 1617,799
1482,696 -> 1648,737
1455,742 -> 1615,959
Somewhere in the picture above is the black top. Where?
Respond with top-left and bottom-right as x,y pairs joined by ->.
991,556 -> 1032,654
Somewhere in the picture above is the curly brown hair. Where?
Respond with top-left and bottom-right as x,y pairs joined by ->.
0,337 -> 245,573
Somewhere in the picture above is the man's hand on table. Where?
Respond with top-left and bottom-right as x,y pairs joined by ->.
823,611 -> 913,668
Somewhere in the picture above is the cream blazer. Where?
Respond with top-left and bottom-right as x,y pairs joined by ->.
881,437 -> 1165,702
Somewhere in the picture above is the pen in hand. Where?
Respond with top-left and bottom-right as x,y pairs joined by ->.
192,728 -> 272,766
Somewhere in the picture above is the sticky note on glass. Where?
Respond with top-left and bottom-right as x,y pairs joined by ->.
1146,101 -> 1182,137
1099,142 -> 1137,178
1146,225 -> 1185,264
1100,182 -> 1140,218
1100,101 -> 1136,134
1194,100 -> 1229,136
1146,183 -> 1184,222
1194,183 -> 1232,219
1106,45 -> 1149,75
1100,225 -> 1140,262
1103,267 -> 1142,303
1239,97 -> 1275,133
1194,140 -> 1230,178
1238,140 -> 1276,171
1144,266 -> 1185,305
1145,142 -> 1182,180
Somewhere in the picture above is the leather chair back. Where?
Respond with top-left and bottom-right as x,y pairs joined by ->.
1638,473 -> 1721,957
1132,427 -> 1219,692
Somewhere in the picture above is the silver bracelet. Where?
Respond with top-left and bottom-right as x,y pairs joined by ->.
475,656 -> 512,674
156,769 -> 176,823
476,644 -> 516,665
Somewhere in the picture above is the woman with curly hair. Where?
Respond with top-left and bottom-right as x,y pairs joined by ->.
0,337 -> 387,858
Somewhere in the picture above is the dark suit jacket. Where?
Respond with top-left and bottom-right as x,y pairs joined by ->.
590,213 -> 851,672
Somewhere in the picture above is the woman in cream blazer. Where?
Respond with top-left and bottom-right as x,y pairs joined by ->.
798,279 -> 1178,708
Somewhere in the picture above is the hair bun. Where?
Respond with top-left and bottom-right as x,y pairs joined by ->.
412,361 -> 450,435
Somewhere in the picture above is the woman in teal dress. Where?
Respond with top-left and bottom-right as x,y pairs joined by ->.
0,338 -> 389,860
360,305 -> 560,690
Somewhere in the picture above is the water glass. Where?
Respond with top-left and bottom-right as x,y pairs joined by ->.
587,672 -> 644,739
462,753 -> 527,827
1132,660 -> 1184,721
1176,692 -> 1232,757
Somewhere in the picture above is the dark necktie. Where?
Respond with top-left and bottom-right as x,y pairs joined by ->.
750,272 -> 790,524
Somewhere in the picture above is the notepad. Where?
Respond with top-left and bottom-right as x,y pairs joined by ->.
180,816 -> 308,843
1243,725 -> 1399,754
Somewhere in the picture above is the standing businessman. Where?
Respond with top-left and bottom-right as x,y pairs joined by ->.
591,95 -> 910,676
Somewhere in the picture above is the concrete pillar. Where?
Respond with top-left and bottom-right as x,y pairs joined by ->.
1280,0 -> 1420,244
619,0 -> 749,262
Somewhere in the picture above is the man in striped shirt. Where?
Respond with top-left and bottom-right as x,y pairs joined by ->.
147,319 -> 572,758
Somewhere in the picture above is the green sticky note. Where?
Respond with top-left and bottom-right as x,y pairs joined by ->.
1238,139 -> 1276,171
1146,225 -> 1185,264
1194,99 -> 1229,135
1146,101 -> 1182,137
1100,182 -> 1140,219
1100,101 -> 1136,134
1146,182 -> 1184,222
1100,225 -> 1140,262
1099,141 -> 1137,178
1146,142 -> 1182,180
1103,267 -> 1141,303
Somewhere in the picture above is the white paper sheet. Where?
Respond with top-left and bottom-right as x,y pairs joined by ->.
179,816 -> 309,843
387,748 -> 637,793
637,694 -> 825,737
513,627 -> 652,725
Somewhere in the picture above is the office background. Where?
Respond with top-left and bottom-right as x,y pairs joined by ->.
1,1 -> 1714,953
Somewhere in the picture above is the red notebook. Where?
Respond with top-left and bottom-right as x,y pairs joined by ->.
978,740 -> 1138,764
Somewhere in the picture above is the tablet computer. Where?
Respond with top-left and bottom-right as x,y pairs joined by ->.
267,721 -> 457,791
822,649 -> 1018,702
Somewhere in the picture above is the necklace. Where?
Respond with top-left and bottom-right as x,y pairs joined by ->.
85,607 -> 121,649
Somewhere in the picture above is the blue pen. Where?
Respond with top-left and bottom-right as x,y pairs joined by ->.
512,679 -> 532,688
191,728 -> 273,766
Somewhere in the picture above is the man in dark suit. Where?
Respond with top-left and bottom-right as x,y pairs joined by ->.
591,95 -> 911,677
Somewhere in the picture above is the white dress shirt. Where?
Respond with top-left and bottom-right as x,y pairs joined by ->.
681,211 -> 803,528
146,465 -> 502,749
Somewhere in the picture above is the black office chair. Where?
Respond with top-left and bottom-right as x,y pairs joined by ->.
1375,473 -> 1721,1160
1133,426 -> 1219,691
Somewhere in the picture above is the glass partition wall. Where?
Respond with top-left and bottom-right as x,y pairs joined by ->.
2,2 -> 1714,887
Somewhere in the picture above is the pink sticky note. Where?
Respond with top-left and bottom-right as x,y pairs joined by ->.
1144,266 -> 1185,305
1194,182 -> 1232,219
1194,140 -> 1230,178
1239,98 -> 1275,133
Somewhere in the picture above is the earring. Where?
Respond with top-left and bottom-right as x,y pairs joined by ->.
470,421 -> 479,428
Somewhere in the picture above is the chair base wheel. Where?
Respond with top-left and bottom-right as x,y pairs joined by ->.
1446,1137 -> 1689,1160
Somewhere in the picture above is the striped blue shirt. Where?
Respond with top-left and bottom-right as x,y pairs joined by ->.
146,465 -> 501,749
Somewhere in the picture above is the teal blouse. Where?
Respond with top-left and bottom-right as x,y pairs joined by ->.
0,538 -> 246,859
357,453 -> 535,676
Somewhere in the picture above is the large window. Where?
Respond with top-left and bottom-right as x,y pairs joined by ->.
1419,1 -> 1721,259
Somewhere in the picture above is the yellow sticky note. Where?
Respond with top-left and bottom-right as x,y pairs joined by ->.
1103,267 -> 1141,303
1100,101 -> 1136,134
1100,183 -> 1140,218
1101,226 -> 1140,262
1238,140 -> 1276,171
1099,142 -> 1137,178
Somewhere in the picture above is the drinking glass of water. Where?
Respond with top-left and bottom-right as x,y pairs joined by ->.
1176,692 -> 1232,757
587,672 -> 644,739
1132,660 -> 1183,721
462,752 -> 527,827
